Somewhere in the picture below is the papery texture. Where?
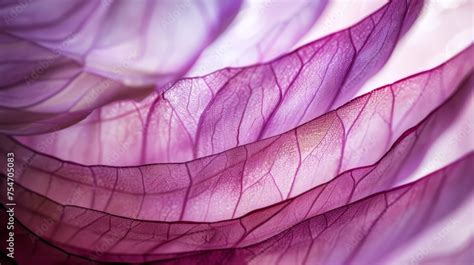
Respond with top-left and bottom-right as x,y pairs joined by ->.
1,69 -> 472,263
1,1 -> 472,264
3,46 -> 472,224
17,0 -> 424,164
418,239 -> 474,265
187,0 -> 327,76
0,0 -> 242,134
1,153 -> 472,264
0,0 -> 241,85
0,210 -> 98,264
155,154 -> 473,265
360,0 -> 474,95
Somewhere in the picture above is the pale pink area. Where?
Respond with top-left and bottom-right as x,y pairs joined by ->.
0,0 -> 241,87
2,66 -> 471,262
0,1 -> 472,264
4,46 -> 472,224
16,0 -> 423,164
361,0 -> 474,95
385,196 -> 474,265
187,0 -> 327,76
0,0 -> 241,135
2,154 -> 471,264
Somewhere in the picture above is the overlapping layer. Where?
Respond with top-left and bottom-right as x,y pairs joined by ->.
0,0 -> 241,134
2,153 -> 471,264
16,0 -> 423,164
1,1 -> 472,264
1,46 -> 471,225
1,67 -> 472,263
0,0 -> 332,135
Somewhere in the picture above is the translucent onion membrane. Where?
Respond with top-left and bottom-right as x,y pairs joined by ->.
16,0 -> 423,164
